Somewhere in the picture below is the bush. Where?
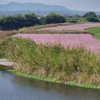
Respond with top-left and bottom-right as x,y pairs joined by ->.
83,12 -> 97,18
86,17 -> 99,22
69,20 -> 78,23
41,13 -> 66,24
0,13 -> 41,30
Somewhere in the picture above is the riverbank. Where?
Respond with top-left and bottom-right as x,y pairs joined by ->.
1,37 -> 100,87
1,57 -> 100,90
9,70 -> 100,90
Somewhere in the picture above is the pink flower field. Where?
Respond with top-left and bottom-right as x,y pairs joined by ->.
13,33 -> 100,55
38,23 -> 100,31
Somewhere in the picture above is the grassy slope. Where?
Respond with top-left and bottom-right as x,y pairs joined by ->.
1,37 -> 100,88
86,26 -> 100,40
9,70 -> 100,89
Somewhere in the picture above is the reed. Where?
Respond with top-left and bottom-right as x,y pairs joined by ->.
1,37 -> 100,86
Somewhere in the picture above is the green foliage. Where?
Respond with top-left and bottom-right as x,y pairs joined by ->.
0,13 -> 41,30
39,16 -> 45,25
1,37 -> 100,85
10,70 -> 100,89
86,26 -> 100,40
86,17 -> 99,22
41,13 -> 66,24
68,20 -> 78,23
66,18 -> 87,23
82,12 -> 97,18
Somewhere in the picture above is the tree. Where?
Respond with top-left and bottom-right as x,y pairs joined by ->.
44,13 -> 66,24
39,16 -> 45,25
0,15 -> 15,30
86,17 -> 99,22
0,13 -> 41,30
23,13 -> 41,27
82,12 -> 97,18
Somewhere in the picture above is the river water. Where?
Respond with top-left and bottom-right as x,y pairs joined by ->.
0,65 -> 100,100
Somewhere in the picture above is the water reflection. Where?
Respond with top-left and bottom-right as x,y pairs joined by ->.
0,65 -> 100,100
12,73 -> 100,100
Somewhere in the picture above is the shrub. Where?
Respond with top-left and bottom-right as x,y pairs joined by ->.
86,17 -> 99,22
43,13 -> 66,24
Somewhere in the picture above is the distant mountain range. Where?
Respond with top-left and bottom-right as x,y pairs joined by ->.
0,2 -> 100,16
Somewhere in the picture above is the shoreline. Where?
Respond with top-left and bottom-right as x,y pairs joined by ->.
9,70 -> 100,90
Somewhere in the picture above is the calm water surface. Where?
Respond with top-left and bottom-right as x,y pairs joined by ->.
0,65 -> 100,100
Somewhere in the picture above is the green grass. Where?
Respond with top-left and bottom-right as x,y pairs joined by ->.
9,70 -> 100,89
9,70 -> 61,83
2,58 -> 10,61
66,18 -> 87,23
86,26 -> 100,40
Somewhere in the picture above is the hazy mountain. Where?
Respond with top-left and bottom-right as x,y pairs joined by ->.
0,2 -> 70,11
0,2 -> 74,14
0,2 -> 100,16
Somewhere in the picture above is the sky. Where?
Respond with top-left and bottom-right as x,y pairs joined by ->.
0,0 -> 100,12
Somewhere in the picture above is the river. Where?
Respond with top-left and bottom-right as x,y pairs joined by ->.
0,65 -> 100,100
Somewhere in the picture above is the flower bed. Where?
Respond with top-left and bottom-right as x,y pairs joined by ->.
38,23 -> 100,31
13,33 -> 100,55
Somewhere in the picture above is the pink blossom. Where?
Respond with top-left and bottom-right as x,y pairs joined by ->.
38,23 -> 100,31
13,33 -> 100,55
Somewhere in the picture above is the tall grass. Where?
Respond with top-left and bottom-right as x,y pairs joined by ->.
1,37 -> 100,86
0,30 -> 17,57
0,30 -> 17,40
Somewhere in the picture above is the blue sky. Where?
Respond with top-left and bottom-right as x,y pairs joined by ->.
0,0 -> 100,12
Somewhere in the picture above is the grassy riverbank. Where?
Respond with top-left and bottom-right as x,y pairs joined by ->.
1,37 -> 100,86
9,70 -> 100,89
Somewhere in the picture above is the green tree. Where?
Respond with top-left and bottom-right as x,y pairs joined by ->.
39,16 -> 45,25
23,13 -> 41,27
82,12 -> 97,18
0,13 -> 41,30
44,13 -> 66,24
0,15 -> 15,30
86,17 -> 99,22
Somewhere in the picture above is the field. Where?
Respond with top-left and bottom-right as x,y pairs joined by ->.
38,23 -> 100,31
13,33 -> 100,55
1,23 -> 100,87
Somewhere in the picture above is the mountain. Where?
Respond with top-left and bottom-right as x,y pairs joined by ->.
0,2 -> 69,11
0,2 -> 100,16
0,2 -> 74,15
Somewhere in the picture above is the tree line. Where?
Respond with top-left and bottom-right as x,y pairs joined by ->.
0,13 -> 66,30
0,12 -> 100,30
0,13 -> 41,30
65,12 -> 100,23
